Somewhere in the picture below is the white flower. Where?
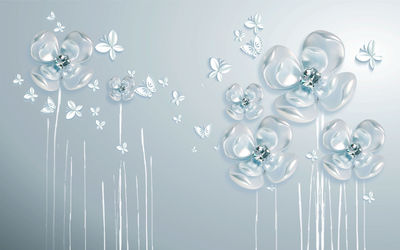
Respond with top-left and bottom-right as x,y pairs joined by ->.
117,142 -> 128,154
356,40 -> 382,71
90,107 -> 100,116
54,22 -> 65,33
96,120 -> 106,130
66,100 -> 83,119
244,13 -> 263,34
233,30 -> 245,42
171,90 -> 185,106
24,87 -> 38,102
88,79 -> 100,92
41,97 -> 56,114
13,74 -> 24,85
158,77 -> 169,87
95,30 -> 124,61
208,57 -> 232,82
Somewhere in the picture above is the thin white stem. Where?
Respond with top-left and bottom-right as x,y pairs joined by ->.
136,176 -> 141,250
328,180 -> 334,250
69,156 -> 73,250
362,182 -> 366,250
102,181 -> 106,250
84,141 -> 87,250
343,183 -> 349,250
45,118 -> 50,250
337,184 -> 343,250
63,140 -> 69,250
306,162 -> 315,250
275,188 -> 278,250
255,191 -> 258,250
298,183 -> 303,250
113,175 -> 117,250
321,174 -> 325,250
123,162 -> 130,250
356,180 -> 359,250
53,88 -> 62,250
119,103 -> 122,145
150,157 -> 154,250
119,167 -> 122,250
316,168 -> 320,250
141,128 -> 149,250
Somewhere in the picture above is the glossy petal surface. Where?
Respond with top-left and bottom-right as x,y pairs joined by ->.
226,104 -> 244,120
274,94 -> 318,123
300,47 -> 328,72
229,166 -> 265,190
62,65 -> 93,90
245,83 -> 263,102
352,120 -> 384,153
256,116 -> 292,152
225,83 -> 243,103
321,119 -> 351,152
353,152 -> 384,179
31,31 -> 59,63
31,66 -> 59,91
61,31 -> 93,64
244,103 -> 263,120
285,85 -> 315,108
322,154 -> 352,180
264,152 -> 297,183
222,124 -> 255,160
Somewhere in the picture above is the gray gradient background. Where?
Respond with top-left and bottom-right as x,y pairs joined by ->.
0,0 -> 399,249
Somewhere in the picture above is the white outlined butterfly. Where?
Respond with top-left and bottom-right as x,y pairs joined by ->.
116,142 -> 128,154
173,114 -> 182,124
158,77 -> 168,87
135,76 -> 157,98
41,97 -> 56,114
90,107 -> 100,116
241,35 -> 263,58
88,79 -> 100,92
54,22 -> 65,33
194,124 -> 211,139
363,191 -> 375,204
127,70 -> 135,78
171,90 -> 185,106
96,120 -> 106,130
24,87 -> 38,102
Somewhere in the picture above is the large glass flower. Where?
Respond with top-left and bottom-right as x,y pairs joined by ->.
108,75 -> 135,102
31,31 -> 93,91
225,83 -> 263,120
321,119 -> 384,181
261,30 -> 357,123
222,116 -> 297,190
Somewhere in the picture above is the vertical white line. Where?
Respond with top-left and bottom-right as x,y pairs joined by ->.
328,180 -> 334,250
136,176 -> 141,250
298,183 -> 303,250
119,167 -> 122,250
362,182 -> 366,250
141,128 -> 149,250
45,118 -> 50,250
306,161 -> 315,250
113,175 -> 117,250
316,168 -> 320,250
274,188 -> 278,250
84,141 -> 87,250
356,180 -> 359,250
343,183 -> 349,250
53,88 -> 62,250
255,191 -> 258,250
119,103 -> 122,145
337,184 -> 343,250
63,140 -> 69,250
321,174 -> 325,250
123,162 -> 130,250
69,156 -> 73,250
150,157 -> 154,250
102,181 -> 106,250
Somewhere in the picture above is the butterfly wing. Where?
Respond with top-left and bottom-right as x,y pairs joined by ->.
194,126 -> 205,139
204,124 -> 212,138
146,76 -> 157,93
135,87 -> 152,98
253,36 -> 263,54
241,43 -> 256,58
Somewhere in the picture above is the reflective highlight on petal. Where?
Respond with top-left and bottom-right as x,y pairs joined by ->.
225,83 -> 243,103
238,160 -> 264,177
31,31 -> 59,63
222,124 -> 255,160
301,47 -> 328,72
245,83 -> 263,102
285,85 -> 315,108
62,65 -> 93,90
352,120 -> 385,153
244,103 -> 263,120
229,166 -> 265,190
256,116 -> 292,152
322,154 -> 352,181
353,153 -> 384,180
321,119 -> 351,152
226,104 -> 245,120
274,94 -> 318,123
31,66 -> 60,91
264,152 -> 297,184
61,31 -> 93,64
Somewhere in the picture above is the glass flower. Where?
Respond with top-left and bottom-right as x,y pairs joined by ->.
222,116 -> 297,190
30,31 -> 94,91
261,30 -> 357,123
321,119 -> 384,181
108,75 -> 135,102
225,83 -> 264,120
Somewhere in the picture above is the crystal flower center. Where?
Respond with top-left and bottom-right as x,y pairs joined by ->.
346,143 -> 362,159
54,54 -> 71,70
240,96 -> 250,108
252,145 -> 270,163
300,68 -> 321,89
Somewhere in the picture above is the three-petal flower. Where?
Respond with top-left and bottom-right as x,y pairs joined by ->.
261,30 -> 357,123
225,83 -> 264,120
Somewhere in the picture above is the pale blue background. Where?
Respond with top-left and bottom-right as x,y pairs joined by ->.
0,0 -> 399,249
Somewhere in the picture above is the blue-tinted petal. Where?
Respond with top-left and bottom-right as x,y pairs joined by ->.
352,120 -> 384,153
121,76 -> 135,101
226,104 -> 244,120
31,66 -> 60,91
321,119 -> 351,152
222,123 -> 255,160
353,152 -> 384,180
244,103 -> 263,120
245,83 -> 263,102
225,83 -> 244,103
264,152 -> 297,184
301,47 -> 328,72
61,65 -> 93,90
229,166 -> 265,190
61,31 -> 93,64
322,153 -> 352,181
238,160 -> 264,177
31,31 -> 59,63
285,85 -> 316,108
274,94 -> 318,123
256,116 -> 292,152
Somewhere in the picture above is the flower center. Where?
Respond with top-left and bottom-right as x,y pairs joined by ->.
118,85 -> 127,93
346,143 -> 362,159
240,96 -> 250,108
54,54 -> 71,70
252,145 -> 270,163
300,68 -> 321,89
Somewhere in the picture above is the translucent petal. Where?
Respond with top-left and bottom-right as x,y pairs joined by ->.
285,85 -> 316,108
113,45 -> 124,52
225,83 -> 244,103
261,45 -> 302,89
95,43 -> 111,53
226,104 -> 244,120
256,116 -> 292,152
245,103 -> 263,120
352,120 -> 384,153
108,77 -> 122,101
301,47 -> 328,72
238,160 -> 264,177
39,64 -> 60,81
120,76 -> 135,101
31,31 -> 59,63
355,52 -> 371,62
274,94 -> 318,123
31,66 -> 60,91
222,123 -> 255,160
229,166 -> 265,190
264,152 -> 297,184
302,30 -> 345,74
210,57 -> 219,70
322,154 -> 352,181
353,152 -> 384,180
61,31 -> 93,64
108,30 -> 118,46
318,72 -> 356,112
62,65 -> 93,90
321,119 -> 351,152
245,83 -> 263,102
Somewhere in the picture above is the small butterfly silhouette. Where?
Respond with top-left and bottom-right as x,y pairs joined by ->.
266,186 -> 276,192
233,30 -> 245,42
208,57 -> 232,82
13,74 -> 24,85
305,150 -> 318,162
88,79 -> 100,92
116,142 -> 128,154
41,97 -> 56,114
54,22 -> 65,33
171,90 -> 185,106
173,114 -> 182,124
194,124 -> 211,139
241,36 -> 263,58
96,120 -> 106,130
158,77 -> 169,87
192,146 -> 198,153
24,87 -> 38,102
135,76 -> 157,98
127,70 -> 136,78
66,100 -> 82,119
90,107 -> 100,116
363,191 -> 375,204
244,13 -> 264,34
46,11 -> 56,21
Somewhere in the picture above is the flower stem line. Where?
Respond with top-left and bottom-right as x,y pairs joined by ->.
362,182 -> 366,250
150,157 -> 154,250
69,156 -> 73,250
84,141 -> 87,250
337,183 -> 343,250
141,128 -> 149,250
255,191 -> 258,250
102,181 -> 106,250
344,183 -> 349,250
45,118 -> 50,250
356,180 -> 359,250
298,183 -> 303,250
136,175 -> 141,250
123,162 -> 130,250
274,188 -> 278,250
63,140 -> 69,250
53,88 -> 62,250
328,179 -> 334,250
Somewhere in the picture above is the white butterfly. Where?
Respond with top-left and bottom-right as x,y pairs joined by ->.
46,11 -> 56,21
208,57 -> 232,82
233,30 -> 245,42
54,22 -> 65,33
266,186 -> 276,192
13,73 -> 24,85
305,150 -> 318,162
41,97 -> 56,114
194,124 -> 211,139
24,87 -> 38,102
90,107 -> 100,116
244,13 -> 264,34
66,100 -> 83,120
363,191 -> 375,204
241,35 -> 263,58
116,142 -> 128,154
355,40 -> 382,71
127,70 -> 136,78
192,146 -> 198,153
213,144 -> 220,151
135,76 -> 157,98
95,30 -> 124,61
171,90 -> 185,106
173,114 -> 182,124
96,120 -> 106,130
88,79 -> 100,92
158,77 -> 169,87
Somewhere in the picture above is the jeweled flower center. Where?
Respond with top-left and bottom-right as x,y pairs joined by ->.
118,85 -> 127,93
54,54 -> 71,70
252,145 -> 270,163
240,96 -> 250,108
346,143 -> 362,159
300,68 -> 321,88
